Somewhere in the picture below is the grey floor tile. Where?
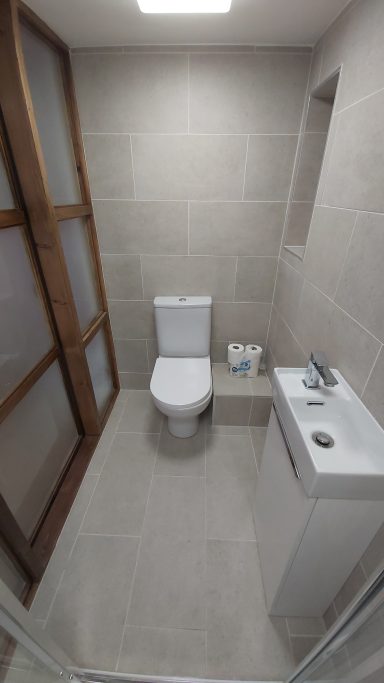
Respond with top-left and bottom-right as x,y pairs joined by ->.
118,391 -> 163,433
30,474 -> 99,620
206,434 -> 257,481
207,424 -> 250,435
118,626 -> 206,676
128,534 -> 206,629
144,476 -> 205,539
206,477 -> 256,540
46,535 -> 139,670
206,540 -> 293,679
249,427 -> 267,470
155,426 -> 205,476
81,433 -> 158,535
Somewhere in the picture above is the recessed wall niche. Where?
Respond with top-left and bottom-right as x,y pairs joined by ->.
284,71 -> 340,258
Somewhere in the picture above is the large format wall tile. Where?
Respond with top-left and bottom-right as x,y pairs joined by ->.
72,53 -> 188,133
292,132 -> 327,202
141,254 -> 236,301
131,135 -> 247,200
212,302 -> 270,342
243,135 -> 298,201
362,347 -> 384,430
235,257 -> 277,303
102,254 -> 143,300
109,300 -> 155,339
322,91 -> 384,213
303,206 -> 357,298
114,339 -> 148,373
189,201 -> 286,256
84,135 -> 134,199
189,53 -> 309,134
295,282 -> 381,395
273,259 -> 304,332
268,307 -> 307,369
335,212 -> 384,343
94,200 -> 188,255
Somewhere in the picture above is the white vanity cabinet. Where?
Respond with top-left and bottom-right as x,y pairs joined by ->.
254,405 -> 384,617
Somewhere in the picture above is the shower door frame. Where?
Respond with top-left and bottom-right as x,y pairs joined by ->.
0,0 -> 119,603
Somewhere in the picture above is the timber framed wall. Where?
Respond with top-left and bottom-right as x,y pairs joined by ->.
0,0 -> 119,603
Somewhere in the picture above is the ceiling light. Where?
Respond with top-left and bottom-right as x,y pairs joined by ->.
137,0 -> 232,13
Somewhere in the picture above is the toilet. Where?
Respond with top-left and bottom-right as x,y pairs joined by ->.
150,296 -> 212,438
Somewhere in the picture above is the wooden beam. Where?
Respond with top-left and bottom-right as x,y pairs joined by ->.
82,311 -> 107,347
0,0 -> 100,435
0,348 -> 58,424
16,0 -> 68,52
0,496 -> 45,581
0,208 -> 25,228
55,204 -> 91,221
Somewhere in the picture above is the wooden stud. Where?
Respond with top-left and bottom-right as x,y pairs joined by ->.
0,209 -> 25,228
55,204 -> 92,221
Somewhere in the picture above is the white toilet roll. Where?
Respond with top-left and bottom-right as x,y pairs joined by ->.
228,343 -> 248,377
244,344 -> 262,378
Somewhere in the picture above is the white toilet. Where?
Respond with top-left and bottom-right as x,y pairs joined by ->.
150,296 -> 212,438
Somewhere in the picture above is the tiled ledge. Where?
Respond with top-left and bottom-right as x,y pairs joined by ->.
212,364 -> 272,427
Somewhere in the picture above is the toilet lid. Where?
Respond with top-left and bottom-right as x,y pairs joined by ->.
150,357 -> 212,408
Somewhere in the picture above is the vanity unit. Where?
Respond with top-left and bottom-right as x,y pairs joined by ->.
254,365 -> 384,618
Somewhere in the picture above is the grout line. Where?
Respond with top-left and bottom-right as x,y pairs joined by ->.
102,253 -> 280,259
187,53 -> 190,134
187,200 -> 190,254
334,83 -> 384,117
360,343 -> 383,399
115,431 -> 161,672
129,135 -> 136,200
93,198 -> 288,203
331,211 -> 359,301
78,532 -> 141,538
233,256 -> 238,302
241,134 -> 250,200
248,426 -> 259,477
139,254 -> 145,299
145,339 -> 150,373
82,131 -> 301,137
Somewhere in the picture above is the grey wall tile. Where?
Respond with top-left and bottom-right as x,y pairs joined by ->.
84,135 -> 134,199
94,200 -> 188,255
335,212 -> 384,342
235,257 -> 277,303
323,602 -> 338,630
303,206 -> 357,298
147,338 -> 158,372
285,202 -> 314,247
189,201 -> 286,257
141,254 -> 236,301
114,339 -> 148,373
362,347 -> 384,430
212,396 -> 252,426
244,135 -> 298,201
73,53 -> 188,133
132,135 -> 247,200
119,372 -> 151,390
249,397 -> 272,426
102,255 -> 142,300
268,308 -> 307,369
322,91 -> 384,213
292,133 -> 327,202
46,535 -> 139,669
189,53 -> 309,134
109,300 -> 155,339
334,563 -> 366,616
305,96 -> 333,133
319,0 -> 384,112
212,302 -> 270,342
274,259 -> 304,332
295,282 -> 381,395
360,522 -> 384,578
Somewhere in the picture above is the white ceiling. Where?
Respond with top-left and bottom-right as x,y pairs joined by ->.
25,0 -> 352,48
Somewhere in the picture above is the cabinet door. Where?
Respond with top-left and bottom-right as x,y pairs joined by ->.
254,406 -> 315,613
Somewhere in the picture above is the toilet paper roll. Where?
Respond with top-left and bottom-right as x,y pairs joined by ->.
228,343 -> 248,377
244,344 -> 262,378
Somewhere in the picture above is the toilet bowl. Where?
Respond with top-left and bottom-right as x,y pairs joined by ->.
151,356 -> 212,438
150,295 -> 213,438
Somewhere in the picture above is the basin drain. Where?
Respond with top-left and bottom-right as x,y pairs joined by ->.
312,431 -> 334,448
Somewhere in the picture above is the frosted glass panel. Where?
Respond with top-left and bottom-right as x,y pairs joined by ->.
59,217 -> 100,330
0,362 -> 79,538
0,227 -> 53,401
21,25 -> 81,205
0,151 -> 15,209
86,328 -> 113,416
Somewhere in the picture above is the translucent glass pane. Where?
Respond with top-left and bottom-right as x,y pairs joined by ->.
20,25 -> 81,205
0,362 -> 79,538
0,151 -> 15,210
59,218 -> 100,330
86,328 -> 113,416
0,547 -> 26,600
0,227 -> 53,401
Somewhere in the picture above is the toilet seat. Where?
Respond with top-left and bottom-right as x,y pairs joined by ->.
150,356 -> 211,410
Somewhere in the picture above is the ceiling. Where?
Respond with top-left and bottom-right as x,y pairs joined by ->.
25,0 -> 352,48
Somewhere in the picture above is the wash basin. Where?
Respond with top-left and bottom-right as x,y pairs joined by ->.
273,368 -> 384,500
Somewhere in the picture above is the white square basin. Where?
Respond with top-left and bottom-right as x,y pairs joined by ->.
273,368 -> 384,500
